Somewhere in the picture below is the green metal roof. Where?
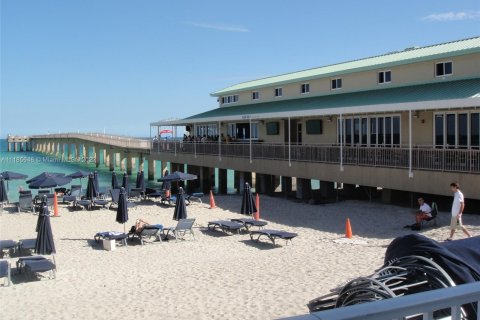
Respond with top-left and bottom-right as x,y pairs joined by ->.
212,37 -> 480,96
185,78 -> 480,121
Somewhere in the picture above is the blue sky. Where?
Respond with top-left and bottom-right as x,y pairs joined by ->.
1,0 -> 479,137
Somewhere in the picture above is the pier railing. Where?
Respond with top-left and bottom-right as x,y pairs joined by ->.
151,141 -> 480,174
31,133 -> 150,150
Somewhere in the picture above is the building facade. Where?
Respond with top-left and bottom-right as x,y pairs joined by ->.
151,37 -> 480,201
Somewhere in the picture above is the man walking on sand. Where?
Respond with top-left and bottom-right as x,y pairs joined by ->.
447,182 -> 472,241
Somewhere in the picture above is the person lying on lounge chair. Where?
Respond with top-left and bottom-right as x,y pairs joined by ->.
130,219 -> 150,233
410,198 -> 432,229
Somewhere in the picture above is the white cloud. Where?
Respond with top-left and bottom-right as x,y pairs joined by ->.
422,10 -> 480,22
187,22 -> 249,33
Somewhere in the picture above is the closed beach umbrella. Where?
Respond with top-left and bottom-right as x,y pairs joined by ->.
241,182 -> 257,215
85,174 -> 97,200
93,171 -> 100,196
0,176 -> 8,204
26,172 -> 65,184
136,171 -> 145,191
35,202 -> 56,255
116,187 -> 129,232
28,174 -> 72,191
111,172 -> 119,189
122,173 -> 129,191
173,187 -> 187,220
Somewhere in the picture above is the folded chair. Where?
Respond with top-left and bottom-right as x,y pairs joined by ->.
0,260 -> 11,286
162,219 -> 196,242
128,225 -> 163,245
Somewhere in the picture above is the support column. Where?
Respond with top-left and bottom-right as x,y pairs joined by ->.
126,154 -> 133,175
76,144 -> 82,160
187,165 -> 201,192
320,181 -> 335,199
296,178 -> 312,201
103,149 -> 107,166
95,147 -> 101,168
67,144 -> 72,160
109,150 -> 115,171
200,167 -> 213,194
282,176 -> 293,198
85,145 -> 91,162
147,156 -> 155,180
138,154 -> 144,172
20,142 -> 24,152
115,153 -> 121,168
218,168 -> 228,194
7,141 -> 11,152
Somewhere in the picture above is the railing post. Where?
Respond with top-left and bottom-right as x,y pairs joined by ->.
288,117 -> 291,167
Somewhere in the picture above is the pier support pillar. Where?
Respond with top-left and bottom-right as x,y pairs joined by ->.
218,168 -> 228,194
147,156 -> 155,181
138,154 -> 144,172
7,142 -> 11,152
282,176 -> 292,198
20,142 -> 24,152
201,167 -> 214,194
126,154 -> 133,175
95,148 -> 101,168
296,178 -> 312,201
67,144 -> 72,160
120,153 -> 126,171
187,165 -> 201,192
115,153 -> 121,168
320,181 -> 335,199
108,151 -> 115,171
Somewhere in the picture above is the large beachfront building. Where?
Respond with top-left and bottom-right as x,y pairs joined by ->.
151,37 -> 480,201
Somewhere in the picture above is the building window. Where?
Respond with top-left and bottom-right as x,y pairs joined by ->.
331,78 -> 342,90
252,91 -> 259,100
378,71 -> 391,84
338,116 -> 400,146
266,122 -> 279,135
435,61 -> 452,77
301,83 -> 310,94
274,87 -> 283,97
434,112 -> 480,149
222,94 -> 239,105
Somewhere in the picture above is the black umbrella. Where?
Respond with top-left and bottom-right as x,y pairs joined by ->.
66,170 -> 90,179
0,176 -> 8,205
111,172 -> 119,189
93,171 -> 100,195
158,171 -> 197,182
136,171 -> 145,191
122,173 -> 129,191
28,174 -> 72,191
241,182 -> 257,215
35,201 -> 56,255
173,187 -> 187,221
116,187 -> 129,232
26,172 -> 65,184
85,174 -> 97,200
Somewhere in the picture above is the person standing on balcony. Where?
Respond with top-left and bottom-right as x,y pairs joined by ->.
447,182 -> 472,241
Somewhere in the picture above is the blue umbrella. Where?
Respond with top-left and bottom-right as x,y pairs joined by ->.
116,187 -> 129,232
241,182 -> 257,216
35,202 -> 56,255
122,173 -> 129,192
66,170 -> 90,179
173,187 -> 187,221
26,172 -> 65,184
111,172 -> 119,189
85,174 -> 97,200
0,176 -> 8,205
28,175 -> 72,190
136,171 -> 146,191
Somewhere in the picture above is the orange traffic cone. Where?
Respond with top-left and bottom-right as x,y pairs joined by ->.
253,193 -> 260,220
53,192 -> 60,217
345,218 -> 353,239
209,190 -> 216,209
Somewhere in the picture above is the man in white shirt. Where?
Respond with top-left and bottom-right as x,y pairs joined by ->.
413,197 -> 432,225
447,182 -> 472,241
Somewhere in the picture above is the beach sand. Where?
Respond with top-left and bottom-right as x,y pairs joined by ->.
1,196 -> 479,320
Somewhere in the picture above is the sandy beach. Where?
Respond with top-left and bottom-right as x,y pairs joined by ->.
1,195 -> 479,320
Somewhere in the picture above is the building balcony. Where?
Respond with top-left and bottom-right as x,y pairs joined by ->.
151,141 -> 480,174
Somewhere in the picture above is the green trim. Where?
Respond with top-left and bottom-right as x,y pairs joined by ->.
187,78 -> 480,120
211,37 -> 480,96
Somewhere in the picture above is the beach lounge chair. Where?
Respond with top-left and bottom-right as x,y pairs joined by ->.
17,193 -> 34,213
231,218 -> 268,231
128,225 -> 163,245
186,192 -> 204,204
249,229 -> 298,246
208,220 -> 244,235
93,198 -> 109,209
17,256 -> 56,280
421,201 -> 439,228
129,188 -> 145,200
75,199 -> 92,210
18,239 -> 36,253
162,218 -> 196,242
0,240 -> 18,258
145,188 -> 163,200
94,232 -> 128,246
0,260 -> 11,286
63,185 -> 82,204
